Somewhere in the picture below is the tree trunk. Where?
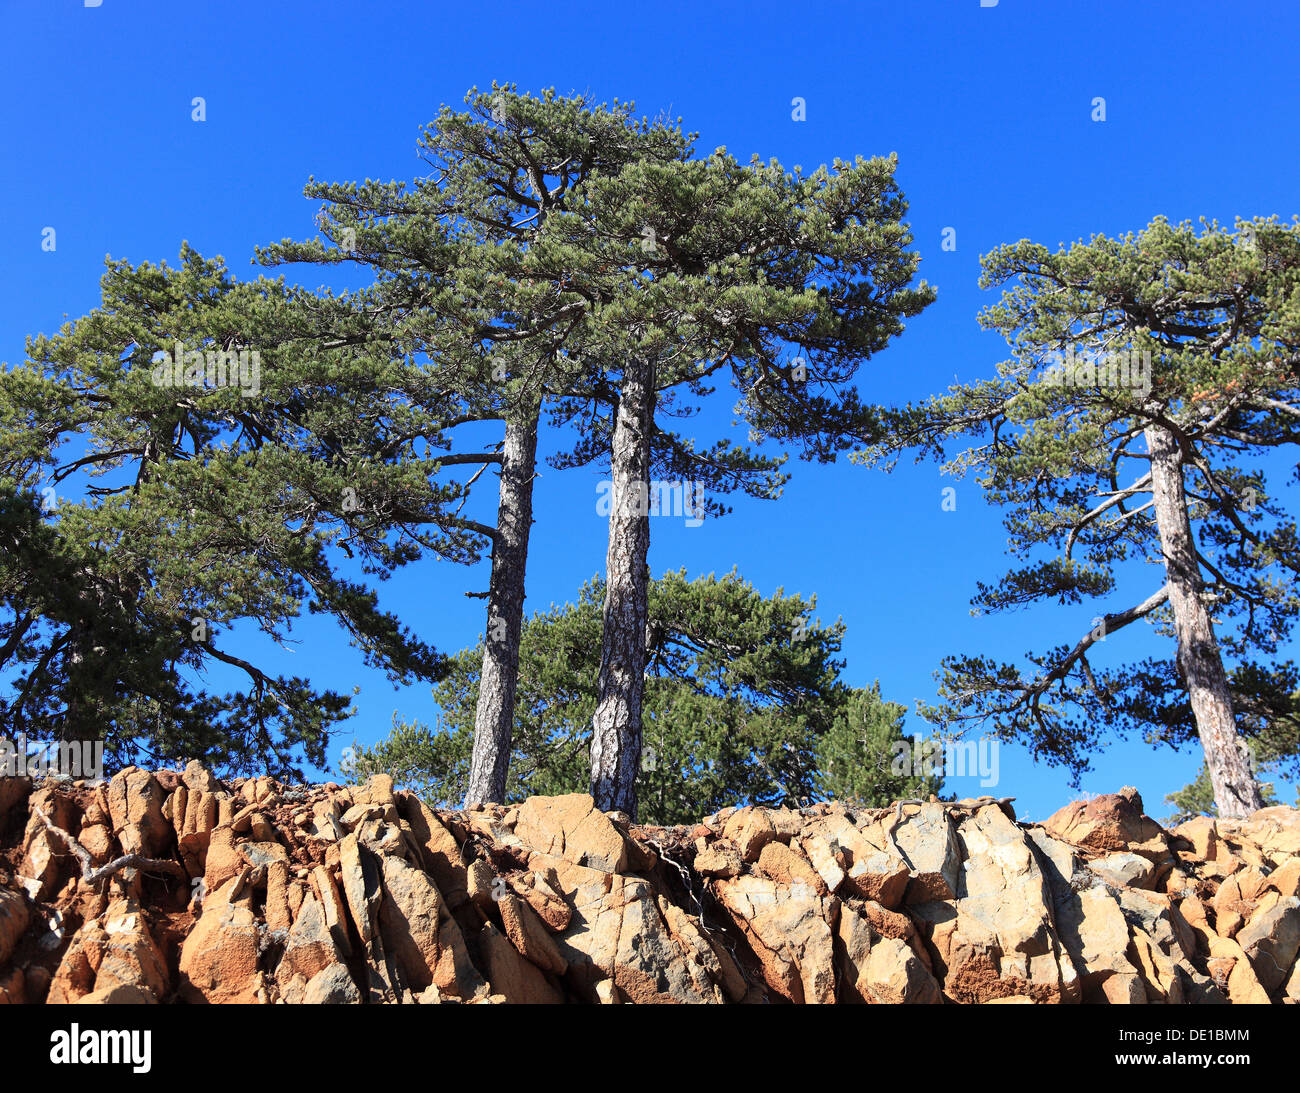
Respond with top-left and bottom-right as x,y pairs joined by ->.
590,356 -> 656,817
464,401 -> 540,806
1145,423 -> 1264,818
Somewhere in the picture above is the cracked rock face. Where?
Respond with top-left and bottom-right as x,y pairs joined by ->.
1,772 -> 1298,1004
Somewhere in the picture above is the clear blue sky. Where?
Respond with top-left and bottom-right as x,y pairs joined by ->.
3,0 -> 1298,820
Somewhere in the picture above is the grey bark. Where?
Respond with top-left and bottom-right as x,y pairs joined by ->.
464,401 -> 540,806
590,356 -> 656,818
1145,423 -> 1264,819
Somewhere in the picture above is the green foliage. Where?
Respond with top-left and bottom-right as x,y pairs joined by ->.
260,83 -> 935,510
354,571 -> 932,823
0,247 -> 468,778
860,217 -> 1300,785
814,683 -> 940,806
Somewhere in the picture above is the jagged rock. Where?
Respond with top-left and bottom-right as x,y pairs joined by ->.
49,902 -> 168,1004
302,963 -> 361,1004
801,834 -> 847,894
178,875 -> 263,1003
1043,788 -> 1168,862
714,872 -> 835,1003
1055,885 -> 1145,1003
1237,807 -> 1300,862
278,894 -> 340,984
106,767 -> 169,858
77,824 -> 115,866
497,891 -> 567,975
1091,852 -> 1155,890
397,793 -> 470,909
722,808 -> 777,863
893,803 -> 961,902
479,921 -> 564,1003
0,773 -> 1296,1005
1173,816 -> 1219,860
377,851 -> 486,999
1236,895 -> 1300,993
694,841 -> 743,878
0,887 -> 29,965
202,824 -> 244,894
535,851 -> 721,1003
757,840 -> 827,895
182,759 -> 221,795
837,903 -> 940,1004
20,786 -> 77,900
515,793 -> 630,873
1128,926 -> 1184,1002
801,813 -> 908,908
906,805 -> 1075,1004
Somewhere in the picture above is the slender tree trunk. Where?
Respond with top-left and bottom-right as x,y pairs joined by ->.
590,356 -> 656,818
1145,423 -> 1264,819
464,400 -> 540,806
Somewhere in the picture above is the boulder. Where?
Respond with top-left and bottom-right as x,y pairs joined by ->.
106,767 -> 169,857
1235,895 -> 1300,993
515,794 -> 631,873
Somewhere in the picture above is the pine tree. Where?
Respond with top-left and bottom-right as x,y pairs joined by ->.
532,134 -> 933,817
0,247 -> 468,777
860,216 -> 1300,818
352,571 -> 927,824
257,85 -> 690,806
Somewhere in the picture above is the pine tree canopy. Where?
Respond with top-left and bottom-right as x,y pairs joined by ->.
0,246 -> 491,778
857,216 -> 1300,790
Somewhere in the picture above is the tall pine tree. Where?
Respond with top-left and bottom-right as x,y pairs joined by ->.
861,217 -> 1300,818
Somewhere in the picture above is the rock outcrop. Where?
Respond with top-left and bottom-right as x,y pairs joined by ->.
1,773 -> 1297,1004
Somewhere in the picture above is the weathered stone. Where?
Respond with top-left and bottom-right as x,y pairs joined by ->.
181,759 -> 221,795
714,873 -> 835,1004
837,903 -> 939,1004
757,840 -> 827,895
893,803 -> 962,902
936,804 -> 1072,1003
20,786 -> 77,900
1055,884 -> 1144,1004
694,841 -> 744,878
397,793 -> 470,908
1091,852 -> 1155,890
515,793 -> 630,872
533,852 -> 718,1003
278,894 -> 339,983
106,767 -> 169,857
1043,787 -> 1168,862
178,877 -> 262,1004
722,808 -> 777,863
1173,816 -> 1219,861
1236,895 -> 1300,993
801,834 -> 846,894
377,851 -> 486,1000
302,963 -> 361,1004
479,921 -> 563,1003
0,886 -> 30,965
498,891 -> 567,975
